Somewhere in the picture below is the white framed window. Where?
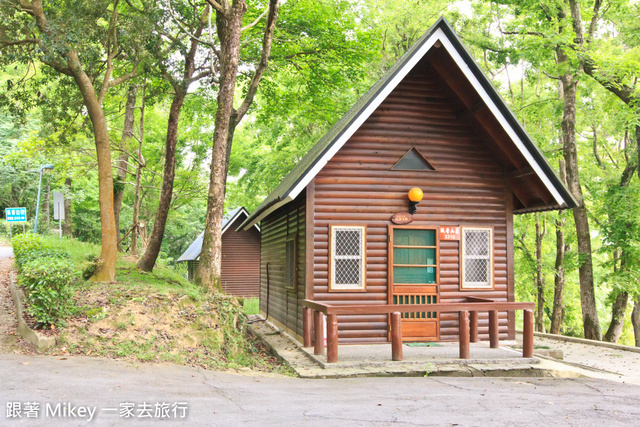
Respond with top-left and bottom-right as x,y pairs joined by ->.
329,225 -> 366,292
460,227 -> 493,290
285,238 -> 297,291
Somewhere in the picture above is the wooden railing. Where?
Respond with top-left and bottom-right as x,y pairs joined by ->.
301,298 -> 535,363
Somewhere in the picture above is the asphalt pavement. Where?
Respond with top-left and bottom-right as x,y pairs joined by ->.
0,246 -> 13,259
2,352 -> 640,426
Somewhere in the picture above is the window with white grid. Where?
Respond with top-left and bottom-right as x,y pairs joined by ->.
329,225 -> 366,291
461,227 -> 493,289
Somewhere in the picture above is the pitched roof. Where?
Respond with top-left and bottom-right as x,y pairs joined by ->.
177,207 -> 258,262
239,17 -> 576,230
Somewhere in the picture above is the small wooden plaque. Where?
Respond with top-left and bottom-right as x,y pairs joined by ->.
439,226 -> 460,241
391,212 -> 413,225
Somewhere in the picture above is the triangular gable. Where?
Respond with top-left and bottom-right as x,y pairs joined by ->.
391,147 -> 435,171
177,207 -> 258,262
239,17 -> 576,231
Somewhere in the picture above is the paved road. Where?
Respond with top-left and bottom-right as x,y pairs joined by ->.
532,335 -> 640,383
0,246 -> 13,259
1,353 -> 639,426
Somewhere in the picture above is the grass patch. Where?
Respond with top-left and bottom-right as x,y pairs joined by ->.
35,236 -> 292,376
243,298 -> 259,315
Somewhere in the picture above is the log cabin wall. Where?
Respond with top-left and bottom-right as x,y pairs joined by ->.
259,192 -> 306,340
311,61 -> 513,343
220,216 -> 261,297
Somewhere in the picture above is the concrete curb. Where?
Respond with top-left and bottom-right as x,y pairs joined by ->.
249,317 -> 564,379
9,272 -> 56,352
517,330 -> 640,354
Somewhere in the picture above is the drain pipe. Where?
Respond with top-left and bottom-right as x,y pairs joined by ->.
247,262 -> 270,324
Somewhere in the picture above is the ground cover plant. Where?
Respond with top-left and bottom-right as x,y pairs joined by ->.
10,235 -> 291,375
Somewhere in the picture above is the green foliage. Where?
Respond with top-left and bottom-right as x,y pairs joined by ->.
82,255 -> 104,281
242,298 -> 260,315
19,256 -> 75,327
11,232 -> 44,270
594,176 -> 640,298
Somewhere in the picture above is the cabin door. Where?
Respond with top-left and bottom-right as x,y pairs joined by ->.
389,227 -> 439,341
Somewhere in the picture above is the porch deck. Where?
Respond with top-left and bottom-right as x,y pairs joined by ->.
248,316 -> 552,378
303,341 -> 533,369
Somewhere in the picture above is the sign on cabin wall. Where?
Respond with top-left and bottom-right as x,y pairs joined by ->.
439,226 -> 460,241
391,212 -> 413,225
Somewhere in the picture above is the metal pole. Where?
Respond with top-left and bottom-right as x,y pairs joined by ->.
34,167 -> 43,233
58,204 -> 62,238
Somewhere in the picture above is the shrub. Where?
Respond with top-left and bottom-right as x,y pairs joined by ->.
20,256 -> 75,326
82,254 -> 103,280
2,220 -> 33,239
11,233 -> 44,269
24,248 -> 71,265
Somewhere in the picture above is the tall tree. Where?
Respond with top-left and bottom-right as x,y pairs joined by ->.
195,0 -> 279,290
137,3 -> 211,271
483,0 -> 602,339
564,0 -> 640,343
0,0 -> 145,281
534,214 -> 547,332
114,84 -> 137,252
550,160 -> 568,334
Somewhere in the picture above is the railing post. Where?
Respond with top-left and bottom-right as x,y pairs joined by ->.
391,312 -> 403,361
459,310 -> 470,359
469,311 -> 478,343
314,310 -> 324,356
489,310 -> 499,348
326,314 -> 338,363
303,307 -> 313,348
523,309 -> 534,358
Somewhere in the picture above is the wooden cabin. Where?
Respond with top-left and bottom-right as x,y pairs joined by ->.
238,18 -> 575,346
178,207 -> 261,297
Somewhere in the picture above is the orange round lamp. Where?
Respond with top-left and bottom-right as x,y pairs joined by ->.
408,187 -> 423,202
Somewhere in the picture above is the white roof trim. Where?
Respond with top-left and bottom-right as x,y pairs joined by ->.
223,207 -> 260,234
241,197 -> 292,231
285,27 -> 565,207
437,36 -> 565,206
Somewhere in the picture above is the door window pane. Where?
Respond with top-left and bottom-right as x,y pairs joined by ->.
393,266 -> 436,284
393,248 -> 436,265
393,229 -> 435,246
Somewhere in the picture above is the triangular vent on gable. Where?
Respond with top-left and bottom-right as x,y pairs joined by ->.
391,147 -> 435,171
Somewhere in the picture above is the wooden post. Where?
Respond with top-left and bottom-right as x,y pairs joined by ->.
303,307 -> 313,348
314,310 -> 324,356
489,310 -> 499,348
326,314 -> 338,363
469,311 -> 479,343
391,312 -> 403,361
459,310 -> 470,359
523,309 -> 534,358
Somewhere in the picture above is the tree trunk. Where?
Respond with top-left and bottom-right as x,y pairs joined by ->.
44,179 -> 50,224
550,160 -> 567,334
558,58 -> 601,340
604,291 -> 629,343
603,154 -> 637,342
131,85 -> 145,258
29,3 -> 117,281
195,1 -> 246,291
114,85 -> 137,252
137,18 -> 205,271
137,89 -> 185,271
70,56 -> 118,282
550,213 -> 566,334
632,297 -> 640,347
62,177 -> 72,236
535,215 -> 547,332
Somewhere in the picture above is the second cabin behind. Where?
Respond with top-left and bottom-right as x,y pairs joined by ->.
238,18 -> 575,346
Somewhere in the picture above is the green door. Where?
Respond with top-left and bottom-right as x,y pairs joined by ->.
389,227 -> 439,341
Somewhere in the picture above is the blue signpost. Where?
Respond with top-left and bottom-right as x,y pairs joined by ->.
5,207 -> 27,237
